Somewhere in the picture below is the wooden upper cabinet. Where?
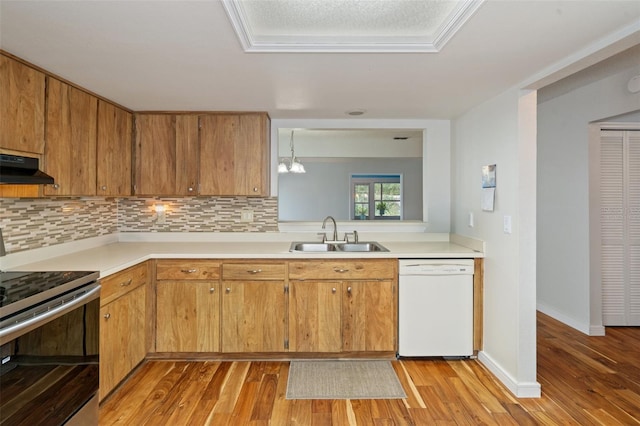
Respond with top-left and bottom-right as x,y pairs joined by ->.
97,100 -> 132,196
199,113 -> 270,196
0,55 -> 46,154
134,114 -> 198,196
44,78 -> 97,196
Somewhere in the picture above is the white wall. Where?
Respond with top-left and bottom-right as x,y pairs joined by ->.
452,88 -> 540,397
537,65 -> 640,333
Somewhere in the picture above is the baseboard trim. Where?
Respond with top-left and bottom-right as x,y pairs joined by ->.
477,351 -> 541,398
536,302 -> 604,336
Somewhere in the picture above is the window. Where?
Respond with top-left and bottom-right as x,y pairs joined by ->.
351,174 -> 402,220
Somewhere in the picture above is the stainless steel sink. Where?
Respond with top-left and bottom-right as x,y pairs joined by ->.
289,241 -> 389,253
290,242 -> 339,252
339,242 -> 388,252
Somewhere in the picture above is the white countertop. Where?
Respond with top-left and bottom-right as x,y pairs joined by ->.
3,232 -> 483,278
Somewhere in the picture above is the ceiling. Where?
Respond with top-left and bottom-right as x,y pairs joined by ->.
1,1 -> 639,119
223,0 -> 481,52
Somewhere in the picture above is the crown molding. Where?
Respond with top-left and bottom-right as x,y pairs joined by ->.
222,0 -> 484,53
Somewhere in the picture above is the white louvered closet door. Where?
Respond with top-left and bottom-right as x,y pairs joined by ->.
601,129 -> 640,326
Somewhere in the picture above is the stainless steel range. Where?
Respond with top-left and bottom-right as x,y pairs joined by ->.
0,269 -> 100,425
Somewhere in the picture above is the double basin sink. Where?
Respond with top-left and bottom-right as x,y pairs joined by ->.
289,241 -> 389,253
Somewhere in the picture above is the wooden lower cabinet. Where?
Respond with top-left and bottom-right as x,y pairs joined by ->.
154,260 -> 221,353
221,281 -> 286,352
156,281 -> 220,352
342,280 -> 396,352
151,259 -> 399,356
99,263 -> 148,401
289,279 -> 396,353
289,281 -> 342,352
100,284 -> 146,401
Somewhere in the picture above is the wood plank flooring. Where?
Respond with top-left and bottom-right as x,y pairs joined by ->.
99,312 -> 640,425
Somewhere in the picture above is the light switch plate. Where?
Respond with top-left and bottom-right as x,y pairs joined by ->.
241,209 -> 254,222
503,215 -> 512,234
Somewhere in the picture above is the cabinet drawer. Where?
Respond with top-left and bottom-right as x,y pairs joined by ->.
222,263 -> 285,280
288,259 -> 396,280
101,262 -> 147,306
156,260 -> 220,280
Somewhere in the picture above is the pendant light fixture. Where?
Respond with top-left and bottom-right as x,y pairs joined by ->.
278,130 -> 306,173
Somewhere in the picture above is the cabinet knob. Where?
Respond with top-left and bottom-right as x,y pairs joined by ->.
253,187 -> 258,192
347,286 -> 352,293
226,287 -> 231,293
104,313 -> 111,320
209,287 -> 215,293
52,184 -> 60,189
120,279 -> 132,287
188,187 -> 194,192
332,287 -> 337,293
101,185 -> 107,191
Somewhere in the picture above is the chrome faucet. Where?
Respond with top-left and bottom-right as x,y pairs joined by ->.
322,216 -> 338,242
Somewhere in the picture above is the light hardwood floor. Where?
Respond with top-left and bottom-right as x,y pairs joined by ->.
99,312 -> 640,425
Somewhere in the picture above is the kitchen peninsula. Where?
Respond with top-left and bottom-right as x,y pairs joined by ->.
2,232 -> 483,401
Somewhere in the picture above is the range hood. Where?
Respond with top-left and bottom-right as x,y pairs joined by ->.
0,154 -> 55,185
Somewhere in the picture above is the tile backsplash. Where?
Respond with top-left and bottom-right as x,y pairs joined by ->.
0,197 -> 118,253
118,197 -> 278,232
0,196 -> 278,254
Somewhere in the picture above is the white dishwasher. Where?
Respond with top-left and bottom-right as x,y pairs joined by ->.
398,259 -> 474,357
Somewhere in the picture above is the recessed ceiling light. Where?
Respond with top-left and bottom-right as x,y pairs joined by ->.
346,109 -> 366,116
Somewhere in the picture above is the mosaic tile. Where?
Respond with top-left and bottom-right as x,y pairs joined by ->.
0,196 -> 279,254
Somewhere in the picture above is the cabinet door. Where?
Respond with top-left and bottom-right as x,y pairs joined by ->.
289,281 -> 342,352
97,100 -> 132,196
134,114 -> 199,195
175,115 -> 200,195
342,280 -> 396,352
0,55 -> 46,154
99,285 -> 146,401
156,281 -> 220,352
44,78 -> 97,196
199,113 -> 269,196
221,281 -> 285,352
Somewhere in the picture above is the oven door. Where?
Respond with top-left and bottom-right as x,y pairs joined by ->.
0,283 -> 100,425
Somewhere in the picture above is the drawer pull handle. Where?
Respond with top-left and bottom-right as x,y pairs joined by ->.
209,287 -> 215,293
104,313 -> 111,320
333,268 -> 349,273
120,279 -> 132,287
181,269 -> 198,274
347,286 -> 352,293
247,269 -> 262,274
